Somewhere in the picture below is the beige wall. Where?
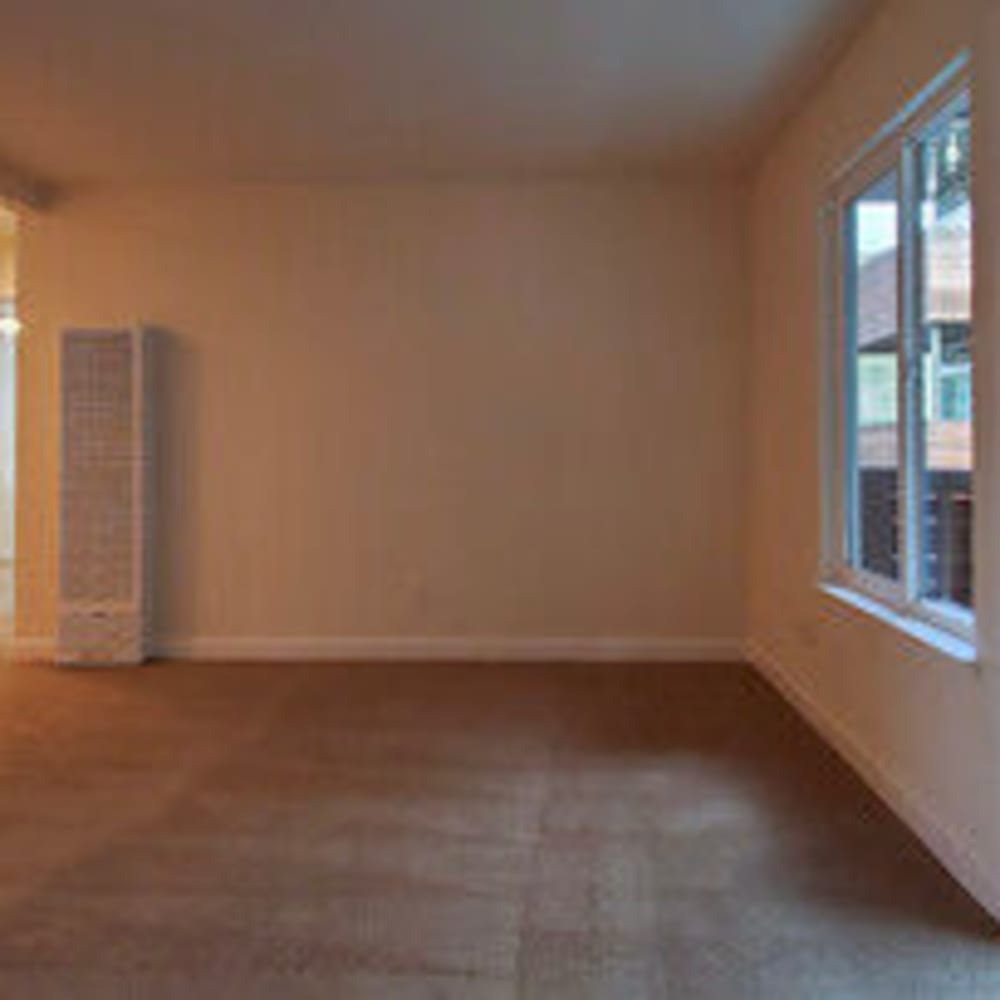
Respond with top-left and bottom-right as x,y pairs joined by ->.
18,178 -> 748,646
748,0 -> 1000,907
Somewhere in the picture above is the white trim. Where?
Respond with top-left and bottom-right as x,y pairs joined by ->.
828,51 -> 970,197
819,583 -> 976,664
153,635 -> 744,664
746,639 -> 1000,922
827,566 -> 976,647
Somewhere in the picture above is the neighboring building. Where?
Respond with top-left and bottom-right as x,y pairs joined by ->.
854,215 -> 972,604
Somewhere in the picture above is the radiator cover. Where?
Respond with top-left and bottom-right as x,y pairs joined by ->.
58,329 -> 150,665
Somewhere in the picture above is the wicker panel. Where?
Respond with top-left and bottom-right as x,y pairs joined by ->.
58,330 -> 148,666
57,609 -> 143,666
61,332 -> 134,602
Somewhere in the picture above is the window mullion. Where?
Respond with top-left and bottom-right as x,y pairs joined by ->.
821,199 -> 849,577
899,137 -> 923,608
841,200 -> 860,569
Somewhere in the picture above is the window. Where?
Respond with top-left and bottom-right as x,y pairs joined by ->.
825,61 -> 973,641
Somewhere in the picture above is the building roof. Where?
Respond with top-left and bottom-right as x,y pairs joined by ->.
857,227 -> 970,347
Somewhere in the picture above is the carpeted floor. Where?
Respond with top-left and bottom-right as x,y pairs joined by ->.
0,659 -> 995,998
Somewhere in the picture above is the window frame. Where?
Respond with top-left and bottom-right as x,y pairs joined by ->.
821,55 -> 975,645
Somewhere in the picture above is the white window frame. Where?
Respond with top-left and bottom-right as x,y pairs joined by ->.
821,54 -> 975,646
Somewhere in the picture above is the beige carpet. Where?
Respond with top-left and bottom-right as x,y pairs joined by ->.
0,659 -> 995,998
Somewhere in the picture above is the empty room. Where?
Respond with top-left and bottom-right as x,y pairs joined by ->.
1,0 -> 999,996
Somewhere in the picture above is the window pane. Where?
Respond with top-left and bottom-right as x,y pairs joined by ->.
917,94 -> 973,610
845,170 -> 901,581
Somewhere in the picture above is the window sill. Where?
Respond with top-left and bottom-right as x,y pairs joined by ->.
818,583 -> 977,666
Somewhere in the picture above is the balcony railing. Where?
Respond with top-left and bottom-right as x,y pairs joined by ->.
859,468 -> 972,608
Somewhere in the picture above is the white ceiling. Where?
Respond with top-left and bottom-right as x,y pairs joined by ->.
0,0 -> 875,186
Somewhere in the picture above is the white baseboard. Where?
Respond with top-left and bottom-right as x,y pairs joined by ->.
155,635 -> 744,664
746,639 -> 1000,922
3,633 -> 743,665
1,636 -> 55,662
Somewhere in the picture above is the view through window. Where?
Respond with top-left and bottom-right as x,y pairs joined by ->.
917,95 -> 972,610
